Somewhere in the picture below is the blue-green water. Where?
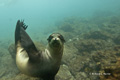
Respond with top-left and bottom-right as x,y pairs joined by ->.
0,0 -> 120,40
0,0 -> 120,80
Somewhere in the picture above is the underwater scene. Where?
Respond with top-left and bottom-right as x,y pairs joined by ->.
0,0 -> 120,80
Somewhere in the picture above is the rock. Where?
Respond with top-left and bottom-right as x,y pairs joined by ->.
8,44 -> 16,61
83,31 -> 112,40
0,70 -> 6,78
56,64 -> 75,80
113,35 -> 120,44
62,43 -> 78,65
59,23 -> 74,32
74,39 -> 112,53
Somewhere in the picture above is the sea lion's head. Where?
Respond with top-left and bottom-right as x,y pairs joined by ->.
47,33 -> 65,48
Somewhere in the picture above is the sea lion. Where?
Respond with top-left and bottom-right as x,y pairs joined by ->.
15,20 -> 65,80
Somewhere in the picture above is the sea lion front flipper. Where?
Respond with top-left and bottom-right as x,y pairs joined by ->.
15,20 -> 40,62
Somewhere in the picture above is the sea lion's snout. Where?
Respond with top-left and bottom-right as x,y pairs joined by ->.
47,33 -> 65,47
51,36 -> 61,47
53,38 -> 59,43
52,37 -> 60,46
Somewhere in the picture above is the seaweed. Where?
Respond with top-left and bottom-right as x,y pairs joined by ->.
83,31 -> 111,40
113,35 -> 120,44
59,23 -> 74,32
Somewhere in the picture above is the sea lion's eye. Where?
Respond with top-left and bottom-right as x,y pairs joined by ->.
47,35 -> 53,42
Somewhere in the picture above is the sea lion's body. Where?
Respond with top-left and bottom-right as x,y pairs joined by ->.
15,20 -> 65,80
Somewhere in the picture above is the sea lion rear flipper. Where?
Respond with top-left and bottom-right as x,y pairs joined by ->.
15,20 -> 40,62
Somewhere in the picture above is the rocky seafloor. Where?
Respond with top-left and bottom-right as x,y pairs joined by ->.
0,15 -> 120,80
